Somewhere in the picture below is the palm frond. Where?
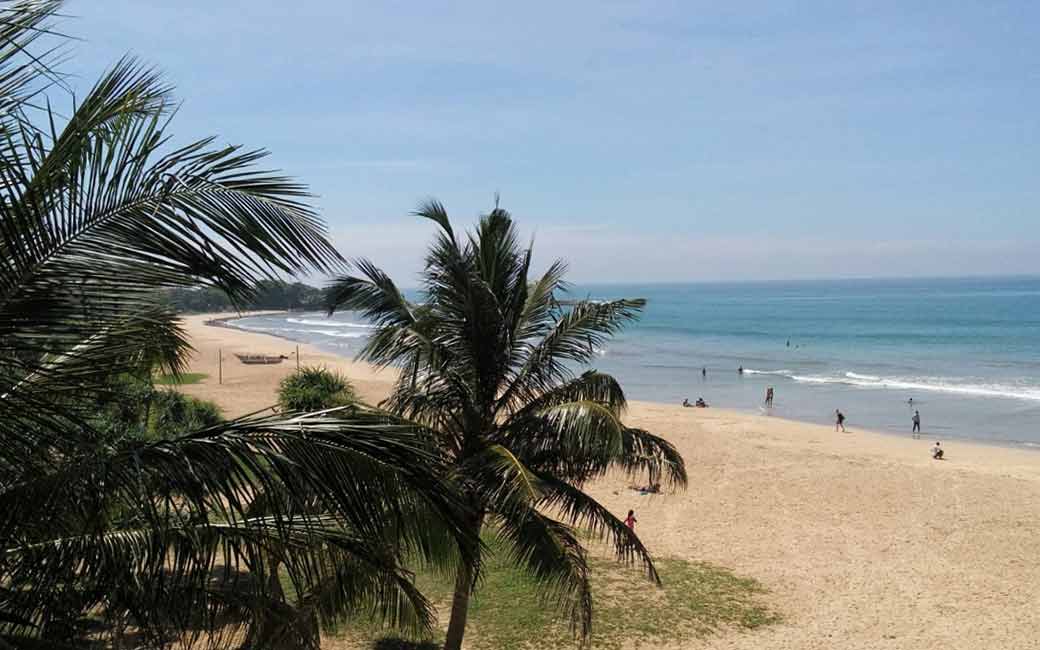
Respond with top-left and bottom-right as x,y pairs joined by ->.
503,401 -> 627,484
535,473 -> 660,583
618,427 -> 687,489
0,409 -> 477,642
0,57 -> 343,374
412,198 -> 454,242
496,298 -> 645,415
491,508 -> 592,638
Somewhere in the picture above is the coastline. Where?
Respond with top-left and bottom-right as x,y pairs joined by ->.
210,311 -> 1040,454
176,312 -> 1040,649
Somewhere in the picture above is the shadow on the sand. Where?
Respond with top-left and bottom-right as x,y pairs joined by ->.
371,638 -> 441,650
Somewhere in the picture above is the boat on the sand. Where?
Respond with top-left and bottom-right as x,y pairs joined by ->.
234,353 -> 288,365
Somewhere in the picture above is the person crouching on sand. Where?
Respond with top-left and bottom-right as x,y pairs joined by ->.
932,442 -> 944,460
835,409 -> 846,432
624,510 -> 637,530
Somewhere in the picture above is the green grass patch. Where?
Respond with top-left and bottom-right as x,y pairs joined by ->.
348,536 -> 780,650
154,372 -> 208,385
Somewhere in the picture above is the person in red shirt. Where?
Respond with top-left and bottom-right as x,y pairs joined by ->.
624,510 -> 637,530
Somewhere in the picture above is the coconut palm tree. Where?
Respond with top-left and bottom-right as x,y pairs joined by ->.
327,200 -> 688,650
0,2 -> 472,647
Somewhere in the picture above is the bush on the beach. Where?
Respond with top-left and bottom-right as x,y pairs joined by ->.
147,390 -> 224,439
278,366 -> 357,413
92,375 -> 224,440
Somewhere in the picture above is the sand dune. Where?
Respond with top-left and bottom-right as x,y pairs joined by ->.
177,313 -> 1040,650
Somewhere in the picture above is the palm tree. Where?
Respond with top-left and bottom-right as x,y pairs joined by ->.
327,200 -> 688,650
0,2 -> 473,647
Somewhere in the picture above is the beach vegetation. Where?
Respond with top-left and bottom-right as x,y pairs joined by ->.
343,536 -> 779,649
278,366 -> 358,413
327,200 -> 688,650
153,371 -> 209,385
90,374 -> 222,439
146,389 -> 224,438
0,3 -> 473,648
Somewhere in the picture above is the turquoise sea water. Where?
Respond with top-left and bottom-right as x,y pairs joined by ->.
229,276 -> 1040,446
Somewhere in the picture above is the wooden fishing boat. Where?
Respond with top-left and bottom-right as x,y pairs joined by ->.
235,353 -> 288,365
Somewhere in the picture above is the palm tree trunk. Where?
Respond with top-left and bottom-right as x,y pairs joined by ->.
443,512 -> 483,650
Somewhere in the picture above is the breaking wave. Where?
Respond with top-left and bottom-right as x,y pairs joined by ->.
742,368 -> 1040,402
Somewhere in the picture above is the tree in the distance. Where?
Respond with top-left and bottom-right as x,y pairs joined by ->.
328,200 -> 688,650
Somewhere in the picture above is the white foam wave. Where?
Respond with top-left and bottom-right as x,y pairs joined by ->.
307,328 -> 367,338
740,366 -> 1040,401
743,368 -> 792,376
743,368 -> 1040,401
789,374 -> 831,384
845,371 -> 880,381
232,324 -> 366,339
286,317 -> 374,329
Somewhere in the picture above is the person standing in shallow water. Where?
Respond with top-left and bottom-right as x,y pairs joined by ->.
835,409 -> 846,432
912,410 -> 921,438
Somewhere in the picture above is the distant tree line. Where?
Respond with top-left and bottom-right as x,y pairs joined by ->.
161,279 -> 328,312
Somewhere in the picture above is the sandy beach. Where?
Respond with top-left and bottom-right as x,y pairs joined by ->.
177,313 -> 1040,650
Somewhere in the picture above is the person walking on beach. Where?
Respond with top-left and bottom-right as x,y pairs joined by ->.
912,410 -> 921,438
835,409 -> 846,432
624,509 -> 637,530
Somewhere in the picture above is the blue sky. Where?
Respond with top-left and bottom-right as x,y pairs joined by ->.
68,1 -> 1039,283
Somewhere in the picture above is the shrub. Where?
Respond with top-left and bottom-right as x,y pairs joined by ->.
147,390 -> 224,439
278,366 -> 357,413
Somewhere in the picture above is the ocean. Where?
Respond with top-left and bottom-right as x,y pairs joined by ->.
228,276 -> 1040,447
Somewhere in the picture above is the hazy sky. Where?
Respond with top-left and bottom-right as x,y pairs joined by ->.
68,1 -> 1039,284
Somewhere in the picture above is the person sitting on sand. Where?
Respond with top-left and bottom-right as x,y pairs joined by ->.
932,441 -> 944,460
624,509 -> 637,530
682,398 -> 691,407
695,397 -> 707,408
